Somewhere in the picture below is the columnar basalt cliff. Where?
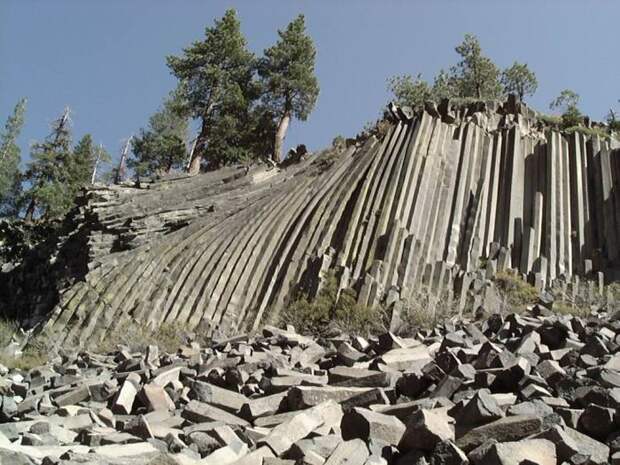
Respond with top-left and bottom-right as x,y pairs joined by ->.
12,97 -> 620,345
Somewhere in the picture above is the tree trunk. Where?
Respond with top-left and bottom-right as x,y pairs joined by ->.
188,122 -> 207,175
273,112 -> 291,163
24,198 -> 36,222
91,146 -> 102,184
115,137 -> 132,184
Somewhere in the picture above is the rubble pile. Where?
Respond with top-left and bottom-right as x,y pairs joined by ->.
1,305 -> 620,465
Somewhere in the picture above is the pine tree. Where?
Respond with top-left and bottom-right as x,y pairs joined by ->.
23,108 -> 98,220
71,134 -> 98,187
0,99 -> 26,218
450,34 -> 502,99
258,15 -> 319,162
130,91 -> 188,177
167,9 -> 256,173
387,74 -> 432,109
501,62 -> 538,100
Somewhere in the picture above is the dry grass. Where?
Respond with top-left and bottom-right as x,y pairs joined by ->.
494,271 -> 539,312
0,319 -> 48,370
399,286 -> 459,333
0,351 -> 47,371
281,272 -> 387,336
0,318 -> 18,348
93,321 -> 192,354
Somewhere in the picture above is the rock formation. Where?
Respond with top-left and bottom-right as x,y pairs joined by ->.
3,96 -> 619,345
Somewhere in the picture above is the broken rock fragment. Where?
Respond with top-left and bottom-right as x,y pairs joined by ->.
399,408 -> 454,452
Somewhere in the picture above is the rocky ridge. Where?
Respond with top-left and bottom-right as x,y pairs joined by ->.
1,300 -> 620,464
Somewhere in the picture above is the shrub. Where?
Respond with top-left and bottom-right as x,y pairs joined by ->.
494,271 -> 538,312
282,271 -> 386,336
538,114 -> 561,127
0,320 -> 48,371
361,118 -> 392,141
398,286 -> 459,334
607,282 -> 620,299
0,349 -> 47,371
0,318 -> 18,348
609,119 -> 620,132
565,126 -> 610,140
560,106 -> 583,129
552,300 -> 589,318
331,135 -> 346,152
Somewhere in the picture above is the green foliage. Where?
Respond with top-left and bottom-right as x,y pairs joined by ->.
259,15 -> 319,161
0,99 -> 26,218
565,125 -> 610,140
550,89 -> 580,112
501,62 -> 538,100
388,73 -> 432,109
23,109 -> 74,219
71,134 -> 99,186
166,11 -> 318,168
606,106 -> 620,132
549,89 -> 583,129
450,34 -> 502,99
259,15 -> 319,122
538,114 -> 562,126
167,9 -> 260,170
331,135 -> 346,151
387,34 -> 508,107
202,102 -> 275,169
431,69 -> 459,100
607,117 -> 620,132
0,218 -> 62,266
130,91 -> 189,177
494,271 -> 538,312
560,106 -> 583,129
23,110 -> 103,220
282,271 -> 385,336
167,9 -> 255,123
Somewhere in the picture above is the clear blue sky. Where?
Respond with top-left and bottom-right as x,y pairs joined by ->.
2,1 -> 620,166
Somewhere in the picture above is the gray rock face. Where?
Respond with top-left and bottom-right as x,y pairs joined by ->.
5,97 -> 616,345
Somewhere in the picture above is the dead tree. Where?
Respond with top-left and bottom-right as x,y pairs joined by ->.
185,136 -> 198,172
114,136 -> 132,185
90,143 -> 104,184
